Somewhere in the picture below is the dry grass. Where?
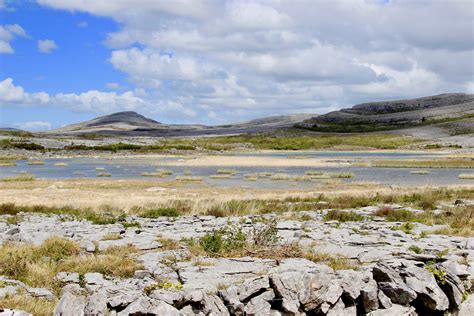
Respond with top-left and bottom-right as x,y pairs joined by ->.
0,238 -> 142,294
102,232 -> 122,240
410,170 -> 429,175
304,252 -> 358,270
209,174 -> 233,179
0,295 -> 57,316
1,174 -> 35,182
53,162 -> 68,167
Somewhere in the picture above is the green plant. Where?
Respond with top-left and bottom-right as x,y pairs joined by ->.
324,210 -> 364,222
408,245 -> 424,254
425,261 -> 446,285
140,208 -> 181,218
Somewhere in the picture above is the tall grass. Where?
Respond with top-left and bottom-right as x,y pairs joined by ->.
373,159 -> 474,168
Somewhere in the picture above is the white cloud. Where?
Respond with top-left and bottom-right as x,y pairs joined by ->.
14,121 -> 52,131
105,82 -> 120,90
23,1 -> 474,123
0,24 -> 26,54
77,21 -> 88,28
37,39 -> 58,53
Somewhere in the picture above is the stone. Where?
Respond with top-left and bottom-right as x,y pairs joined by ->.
244,289 -> 275,315
5,227 -> 20,235
117,296 -> 153,316
303,277 -> 343,312
326,298 -> 356,316
0,286 -> 18,299
0,310 -> 32,316
219,286 -> 244,315
459,294 -> 474,316
56,272 -> 80,284
149,289 -> 184,306
367,304 -> 417,316
54,290 -> 86,316
26,287 -> 54,300
149,301 -> 183,316
404,265 -> 449,311
236,276 -> 270,302
438,268 -> 465,309
377,290 -> 392,309
372,262 -> 417,305
270,270 -> 311,314
360,279 -> 379,313
84,273 -> 105,285
84,292 -> 108,315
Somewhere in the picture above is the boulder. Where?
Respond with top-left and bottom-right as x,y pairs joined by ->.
54,290 -> 86,316
244,289 -> 275,315
84,292 -> 108,315
372,262 -> 417,305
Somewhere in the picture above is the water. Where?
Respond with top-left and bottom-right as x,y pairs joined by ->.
0,152 -> 470,189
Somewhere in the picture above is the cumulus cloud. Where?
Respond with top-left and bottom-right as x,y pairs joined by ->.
0,24 -> 26,54
14,121 -> 52,131
23,1 -> 474,122
37,39 -> 58,53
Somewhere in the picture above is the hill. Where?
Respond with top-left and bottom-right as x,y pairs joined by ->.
298,93 -> 474,133
49,112 -> 315,136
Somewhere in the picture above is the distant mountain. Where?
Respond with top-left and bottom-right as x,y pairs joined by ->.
53,111 -> 162,133
49,112 -> 315,136
298,93 -> 474,132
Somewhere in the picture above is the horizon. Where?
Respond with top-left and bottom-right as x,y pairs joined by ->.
1,0 -> 473,131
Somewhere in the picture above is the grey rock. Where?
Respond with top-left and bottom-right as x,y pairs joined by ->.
367,304 -> 417,316
0,310 -> 32,316
0,286 -> 18,298
84,272 -> 105,285
244,289 -> 275,315
149,289 -> 184,306
377,290 -> 392,309
237,276 -> 270,302
56,272 -> 80,284
54,290 -> 86,316
373,262 -> 417,305
270,270 -> 311,314
303,277 -> 343,312
439,268 -> 465,309
149,300 -> 183,315
117,296 -> 150,316
360,279 -> 379,313
459,294 -> 474,316
84,292 -> 108,315
404,265 -> 449,311
219,286 -> 244,315
326,298 -> 356,316
5,227 -> 20,235
26,287 -> 54,300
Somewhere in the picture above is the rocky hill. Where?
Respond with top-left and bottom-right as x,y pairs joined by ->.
49,112 -> 315,137
299,93 -> 474,133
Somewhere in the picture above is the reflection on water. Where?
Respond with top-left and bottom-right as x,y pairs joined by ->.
0,152 -> 470,189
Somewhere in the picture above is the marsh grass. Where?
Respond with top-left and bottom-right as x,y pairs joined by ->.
459,173 -> 474,179
53,162 -> 68,167
96,172 -> 112,177
217,169 -> 236,175
0,160 -> 16,166
209,174 -> 233,179
373,159 -> 474,169
176,176 -> 203,181
1,174 -> 35,182
27,160 -> 45,165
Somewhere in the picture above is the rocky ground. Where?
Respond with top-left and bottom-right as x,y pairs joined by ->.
1,203 -> 473,315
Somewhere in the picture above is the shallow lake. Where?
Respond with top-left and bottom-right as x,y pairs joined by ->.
1,152 -> 471,189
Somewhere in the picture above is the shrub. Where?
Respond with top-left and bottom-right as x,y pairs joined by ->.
140,208 -> 181,218
324,210 -> 364,222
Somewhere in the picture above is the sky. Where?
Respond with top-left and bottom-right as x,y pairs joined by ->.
0,0 -> 473,131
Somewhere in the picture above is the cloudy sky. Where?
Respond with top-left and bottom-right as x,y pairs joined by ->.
0,0 -> 473,131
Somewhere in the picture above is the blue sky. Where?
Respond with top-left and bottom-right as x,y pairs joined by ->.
0,0 -> 473,131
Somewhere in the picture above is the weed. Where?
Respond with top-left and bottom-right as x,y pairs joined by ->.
408,245 -> 424,254
324,210 -> 364,222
